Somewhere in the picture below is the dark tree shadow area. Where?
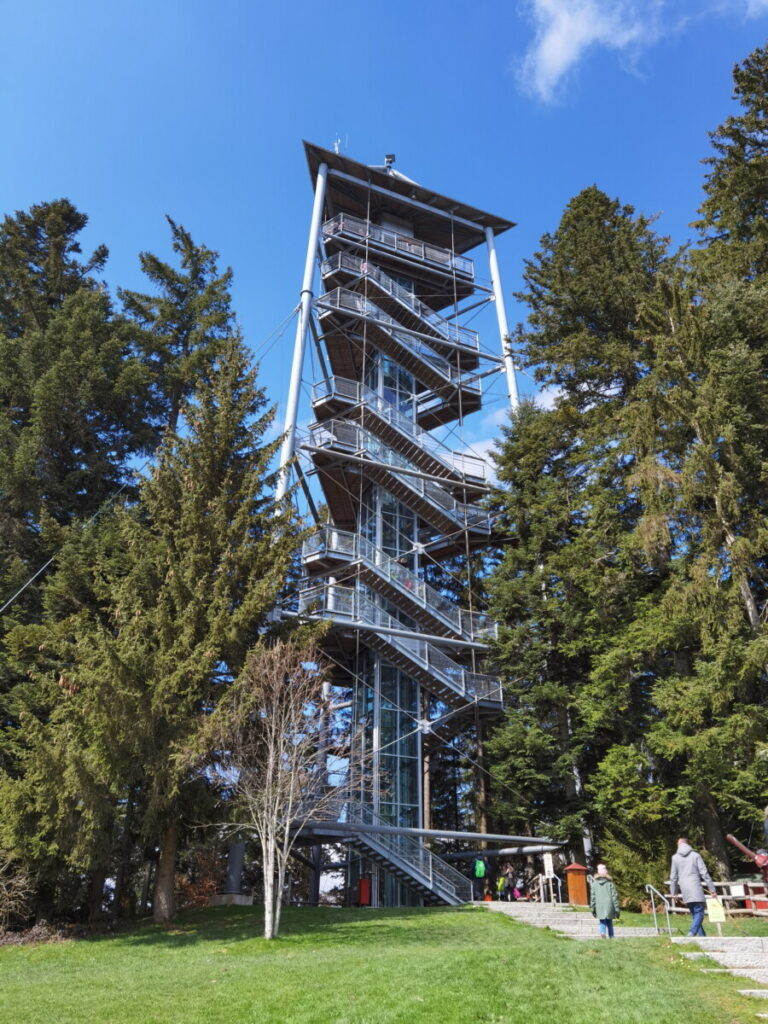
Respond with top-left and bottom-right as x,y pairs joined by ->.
78,904 -> 482,951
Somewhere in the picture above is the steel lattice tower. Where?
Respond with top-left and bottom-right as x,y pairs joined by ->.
279,143 -> 521,907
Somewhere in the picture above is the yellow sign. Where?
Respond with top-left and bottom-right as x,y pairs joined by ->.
706,897 -> 726,923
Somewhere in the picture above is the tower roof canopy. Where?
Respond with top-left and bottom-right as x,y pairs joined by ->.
304,142 -> 515,255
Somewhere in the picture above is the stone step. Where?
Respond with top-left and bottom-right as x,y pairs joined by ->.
495,917 -> 593,925
708,950 -> 768,966
486,905 -> 660,939
733,971 -> 768,984
673,937 -> 768,988
504,920 -> 600,929
672,937 -> 768,948
568,928 -> 661,940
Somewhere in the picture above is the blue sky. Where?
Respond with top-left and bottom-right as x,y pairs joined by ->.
2,0 -> 767,458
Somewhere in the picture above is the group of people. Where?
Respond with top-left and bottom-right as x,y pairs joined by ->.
469,856 -> 528,903
470,836 -> 718,940
588,837 -> 718,939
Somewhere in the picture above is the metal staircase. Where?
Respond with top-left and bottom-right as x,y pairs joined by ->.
301,796 -> 472,906
316,288 -> 483,419
298,583 -> 502,708
281,144 -> 518,907
322,212 -> 475,284
345,803 -> 472,906
303,526 -> 497,643
312,376 -> 487,496
322,252 -> 480,365
301,419 -> 493,540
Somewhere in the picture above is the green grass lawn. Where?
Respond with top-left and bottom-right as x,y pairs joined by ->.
567,904 -> 768,938
0,905 -> 765,1024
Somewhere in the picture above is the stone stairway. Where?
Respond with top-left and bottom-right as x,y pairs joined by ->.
486,901 -> 768,1008
484,900 -> 660,939
673,936 -> 768,1001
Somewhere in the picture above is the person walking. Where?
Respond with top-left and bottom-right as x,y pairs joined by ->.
499,861 -> 515,902
469,854 -> 489,901
589,863 -> 621,938
669,837 -> 716,937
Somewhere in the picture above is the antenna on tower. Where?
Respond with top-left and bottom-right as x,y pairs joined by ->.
333,134 -> 341,155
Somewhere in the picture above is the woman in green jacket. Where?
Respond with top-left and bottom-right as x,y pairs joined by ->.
590,864 -> 620,938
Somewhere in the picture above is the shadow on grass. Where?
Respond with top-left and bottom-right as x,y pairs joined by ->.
79,903 -> 486,951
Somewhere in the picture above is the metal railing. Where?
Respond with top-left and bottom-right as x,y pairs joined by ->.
529,873 -> 563,904
318,287 -> 476,388
321,252 -> 479,351
306,793 -> 472,904
323,213 -> 474,279
297,583 -> 502,703
312,376 -> 487,483
303,419 -> 492,533
302,525 -> 498,642
644,884 -> 674,936
348,801 -> 472,904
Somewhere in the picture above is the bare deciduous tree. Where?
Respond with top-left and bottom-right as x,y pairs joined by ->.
199,637 -> 354,939
0,857 -> 33,930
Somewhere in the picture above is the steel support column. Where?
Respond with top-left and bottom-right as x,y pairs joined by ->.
276,161 -> 329,501
485,226 -> 519,410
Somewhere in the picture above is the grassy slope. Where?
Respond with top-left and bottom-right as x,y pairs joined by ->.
0,905 -> 763,1024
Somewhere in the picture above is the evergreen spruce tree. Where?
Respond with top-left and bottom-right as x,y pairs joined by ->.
120,218 -> 235,434
488,188 -> 670,858
695,45 -> 768,281
0,199 -> 108,339
589,270 -> 768,877
0,201 -> 157,789
587,49 -> 768,876
2,335 -> 301,921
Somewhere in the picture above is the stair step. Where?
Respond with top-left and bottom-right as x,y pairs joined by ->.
485,904 -> 662,939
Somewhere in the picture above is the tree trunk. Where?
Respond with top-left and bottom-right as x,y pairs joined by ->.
422,750 -> 432,832
35,882 -> 56,925
557,706 -> 593,863
309,845 -> 321,906
262,836 -> 276,939
152,823 -> 178,923
139,860 -> 154,917
112,789 -> 135,919
475,713 -> 489,838
274,856 -> 285,938
699,793 -> 732,880
87,867 -> 107,923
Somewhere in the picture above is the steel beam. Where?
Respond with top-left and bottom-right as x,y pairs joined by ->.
276,161 -> 329,501
485,226 -> 519,410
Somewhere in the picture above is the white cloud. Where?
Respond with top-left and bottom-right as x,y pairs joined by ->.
536,384 -> 562,410
516,0 -> 665,103
481,404 -> 514,431
456,436 -> 502,483
514,0 -> 768,103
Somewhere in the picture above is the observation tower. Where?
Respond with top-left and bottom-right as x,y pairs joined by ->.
279,142 -> 522,906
